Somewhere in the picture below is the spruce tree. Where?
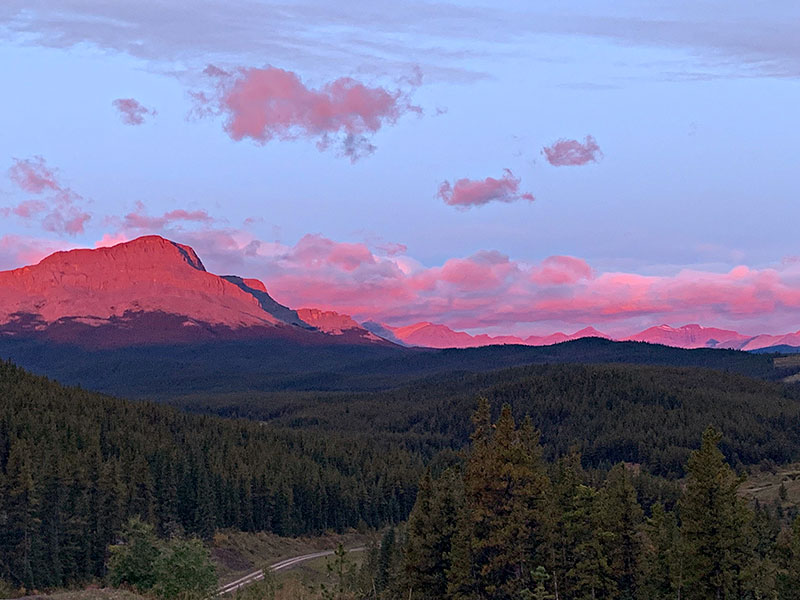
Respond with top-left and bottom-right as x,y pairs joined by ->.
679,426 -> 754,599
447,401 -> 551,600
639,502 -> 683,600
565,485 -> 617,600
598,463 -> 644,599
3,439 -> 39,590
777,515 -> 800,599
404,468 -> 463,599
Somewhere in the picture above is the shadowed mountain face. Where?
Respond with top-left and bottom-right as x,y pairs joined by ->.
0,235 -> 385,348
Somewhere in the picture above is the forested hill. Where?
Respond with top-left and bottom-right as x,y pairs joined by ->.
0,360 -> 421,589
177,362 -> 800,477
0,335 -> 789,398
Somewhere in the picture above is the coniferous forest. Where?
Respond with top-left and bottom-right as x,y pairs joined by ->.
3,355 -> 800,598
0,361 -> 420,590
359,401 -> 800,600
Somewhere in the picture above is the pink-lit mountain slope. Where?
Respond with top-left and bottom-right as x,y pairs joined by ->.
625,324 -> 750,349
385,323 -> 610,349
296,308 -> 382,341
0,236 -> 385,348
381,321 -> 800,351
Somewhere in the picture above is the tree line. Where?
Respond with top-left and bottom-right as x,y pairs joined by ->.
0,360 -> 421,590
353,400 -> 800,600
177,362 -> 800,477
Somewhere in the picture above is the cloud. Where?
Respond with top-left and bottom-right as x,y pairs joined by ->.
112,98 -> 156,125
542,135 -> 602,166
119,201 -> 215,231
437,169 -> 534,209
6,2 -> 800,84
5,157 -> 91,235
0,234 -> 72,270
531,255 -> 593,285
161,227 -> 800,337
192,65 -> 419,161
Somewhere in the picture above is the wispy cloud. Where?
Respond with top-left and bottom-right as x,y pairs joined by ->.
112,98 -> 156,125
5,157 -> 91,235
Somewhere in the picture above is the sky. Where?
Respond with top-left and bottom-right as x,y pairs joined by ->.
2,0 -> 800,337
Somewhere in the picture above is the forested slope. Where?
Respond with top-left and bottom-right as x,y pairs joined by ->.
0,336 -> 789,398
0,361 -> 421,589
177,363 -> 800,476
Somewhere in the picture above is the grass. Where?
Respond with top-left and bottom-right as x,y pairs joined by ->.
274,551 -> 367,589
741,462 -> 800,508
9,589 -> 148,600
212,529 -> 376,584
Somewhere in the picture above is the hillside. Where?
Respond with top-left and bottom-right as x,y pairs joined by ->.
174,361 -> 800,477
0,360 -> 420,590
0,335 -> 790,399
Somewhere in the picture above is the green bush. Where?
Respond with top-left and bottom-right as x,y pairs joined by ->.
152,538 -> 217,600
109,517 -> 217,600
108,518 -> 159,592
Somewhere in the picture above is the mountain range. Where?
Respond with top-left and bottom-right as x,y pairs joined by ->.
0,235 -> 797,352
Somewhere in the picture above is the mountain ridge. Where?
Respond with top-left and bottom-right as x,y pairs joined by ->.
1,235 -> 797,352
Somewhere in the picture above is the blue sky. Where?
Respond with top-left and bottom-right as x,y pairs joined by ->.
2,1 -> 800,336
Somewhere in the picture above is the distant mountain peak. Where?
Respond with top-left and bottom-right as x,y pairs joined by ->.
0,237 -> 386,348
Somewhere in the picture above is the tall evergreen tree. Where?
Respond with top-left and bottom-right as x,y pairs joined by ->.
679,426 -> 755,600
564,485 -> 617,600
598,463 -> 644,599
545,449 -> 586,600
777,515 -> 800,599
2,439 -> 39,590
403,468 -> 463,599
639,502 -> 683,600
448,401 -> 551,600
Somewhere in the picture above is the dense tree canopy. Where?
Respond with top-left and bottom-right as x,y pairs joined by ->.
0,361 -> 421,589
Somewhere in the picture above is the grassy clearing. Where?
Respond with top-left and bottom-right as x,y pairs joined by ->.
212,529 -> 376,584
275,551 -> 367,589
9,589 -> 148,600
741,462 -> 800,508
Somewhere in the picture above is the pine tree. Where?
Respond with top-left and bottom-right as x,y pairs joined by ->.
598,463 -> 644,599
403,468 -> 463,599
639,502 -> 683,600
565,485 -> 617,600
777,515 -> 800,599
679,427 -> 754,600
545,449 -> 586,600
447,401 -> 551,600
3,439 -> 39,590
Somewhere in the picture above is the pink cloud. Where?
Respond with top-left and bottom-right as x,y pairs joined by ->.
121,202 -> 215,231
19,196 -> 800,338
543,135 -> 602,166
437,169 -> 534,209
531,255 -> 593,284
193,65 -> 419,162
184,232 -> 800,337
5,157 -> 91,235
0,235 -> 73,270
112,98 -> 156,125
